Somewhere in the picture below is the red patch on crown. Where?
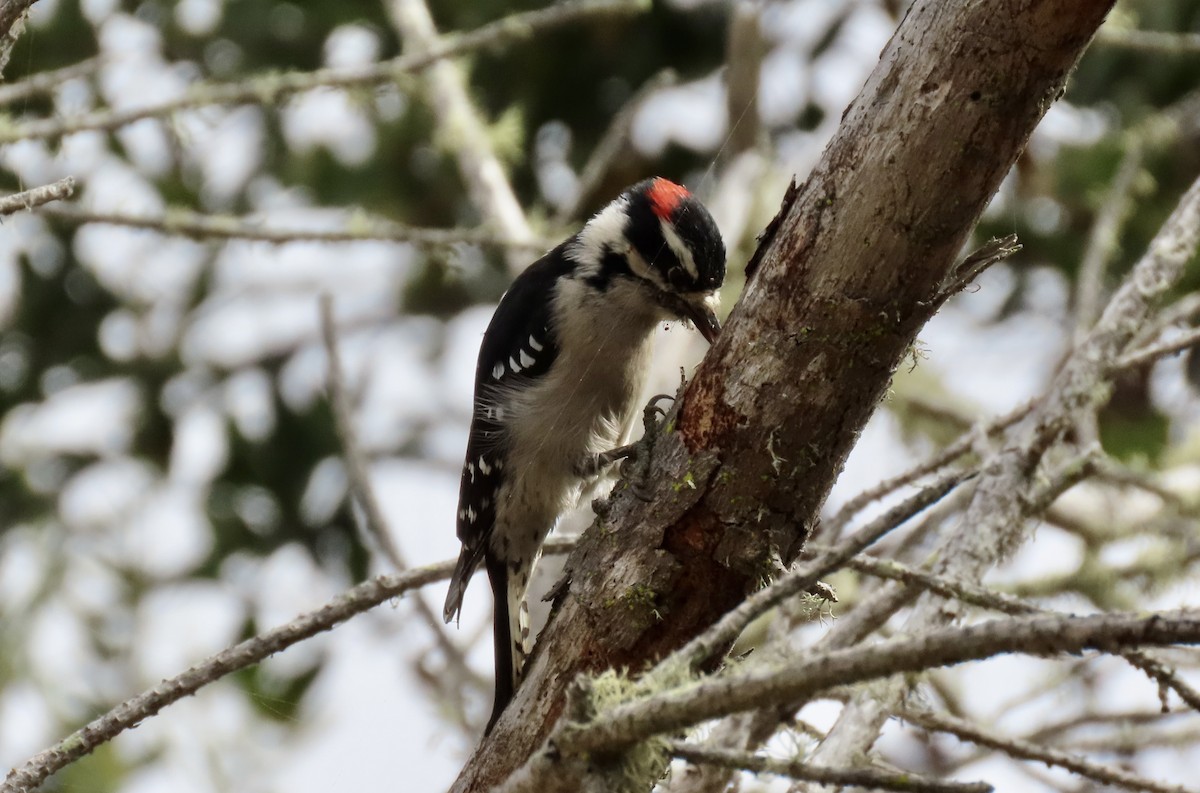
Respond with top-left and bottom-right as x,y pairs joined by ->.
647,177 -> 690,220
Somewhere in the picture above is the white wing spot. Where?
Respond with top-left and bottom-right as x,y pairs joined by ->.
478,456 -> 493,475
509,355 -> 522,373
529,336 -> 543,352
466,507 -> 477,522
492,361 -> 504,379
467,462 -> 475,482
519,349 -> 535,368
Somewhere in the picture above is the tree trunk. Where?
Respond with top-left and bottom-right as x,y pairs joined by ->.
451,0 -> 1116,789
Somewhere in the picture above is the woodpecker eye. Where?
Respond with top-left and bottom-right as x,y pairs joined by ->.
666,266 -> 691,291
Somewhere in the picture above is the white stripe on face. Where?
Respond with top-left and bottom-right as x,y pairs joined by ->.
660,218 -> 698,280
568,196 -> 630,270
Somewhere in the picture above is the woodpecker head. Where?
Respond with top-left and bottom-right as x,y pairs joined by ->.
570,177 -> 726,343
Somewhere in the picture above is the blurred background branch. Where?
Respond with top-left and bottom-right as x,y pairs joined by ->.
0,175 -> 74,214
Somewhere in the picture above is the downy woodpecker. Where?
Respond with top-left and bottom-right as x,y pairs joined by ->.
442,177 -> 726,732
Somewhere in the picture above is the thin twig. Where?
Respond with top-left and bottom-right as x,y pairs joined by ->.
937,234 -> 1022,303
319,295 -> 408,569
0,55 -> 105,105
668,743 -> 992,793
902,706 -> 1195,793
317,295 -> 485,710
652,467 -> 973,681
0,0 -> 649,144
821,402 -> 1032,540
1053,724 -> 1200,754
1075,142 -> 1143,338
40,204 -> 552,250
1133,293 -> 1200,349
825,545 -> 1200,712
819,549 -> 1040,617
1117,324 -> 1200,370
0,177 -> 76,215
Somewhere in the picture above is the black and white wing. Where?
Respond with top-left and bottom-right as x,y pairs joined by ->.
443,246 -> 571,621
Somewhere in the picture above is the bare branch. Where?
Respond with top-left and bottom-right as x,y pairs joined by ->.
40,203 -> 551,250
668,743 -> 992,793
658,467 -> 973,681
0,55 -> 105,105
1117,324 -> 1200,370
828,547 -> 1200,712
0,177 -> 76,215
558,611 -> 1200,755
0,0 -> 649,144
387,0 -> 534,256
903,706 -> 1196,793
318,296 -> 486,720
1075,143 -> 1143,338
813,169 -> 1200,768
822,401 -> 1033,540
0,510 -> 563,793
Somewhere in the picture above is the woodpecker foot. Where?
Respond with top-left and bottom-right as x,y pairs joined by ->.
579,392 -> 676,503
621,392 -> 677,500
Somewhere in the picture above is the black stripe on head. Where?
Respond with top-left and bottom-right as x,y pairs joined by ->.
670,197 -> 726,292
623,183 -> 684,287
587,246 -> 632,291
623,178 -> 726,294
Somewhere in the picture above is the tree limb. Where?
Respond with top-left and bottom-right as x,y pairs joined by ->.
557,611 -> 1200,754
903,706 -> 1196,793
668,743 -> 992,793
41,203 -> 551,250
0,177 -> 75,215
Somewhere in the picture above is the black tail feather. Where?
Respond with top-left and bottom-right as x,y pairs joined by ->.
444,545 -> 484,624
484,554 -> 514,735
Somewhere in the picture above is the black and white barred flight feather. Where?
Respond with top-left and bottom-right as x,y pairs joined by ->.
443,177 -> 726,734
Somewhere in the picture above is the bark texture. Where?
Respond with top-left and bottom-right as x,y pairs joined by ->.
450,0 -> 1115,789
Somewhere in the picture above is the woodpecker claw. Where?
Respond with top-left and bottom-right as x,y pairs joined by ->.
620,390 -> 679,499
628,480 -> 656,502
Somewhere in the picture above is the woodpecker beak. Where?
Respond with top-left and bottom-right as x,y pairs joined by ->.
681,299 -> 721,345
658,291 -> 721,344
